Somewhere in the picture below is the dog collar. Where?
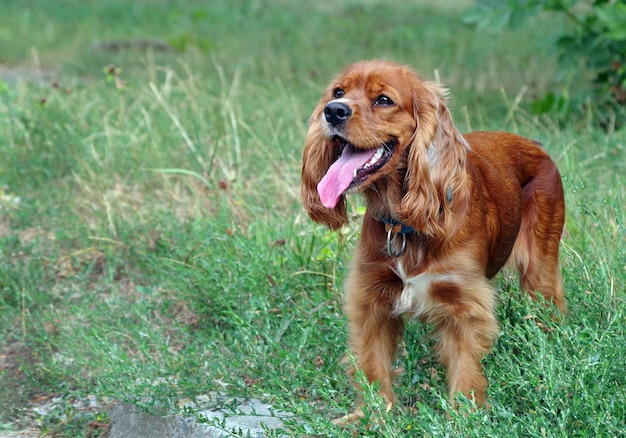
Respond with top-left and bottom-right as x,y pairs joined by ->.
380,216 -> 415,235
378,217 -> 413,257
378,187 -> 452,257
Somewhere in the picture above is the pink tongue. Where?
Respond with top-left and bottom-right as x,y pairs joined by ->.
317,145 -> 377,208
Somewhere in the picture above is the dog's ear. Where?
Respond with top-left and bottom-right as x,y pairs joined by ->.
301,112 -> 349,230
399,81 -> 469,236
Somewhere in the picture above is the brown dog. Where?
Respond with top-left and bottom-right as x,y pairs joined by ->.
301,60 -> 566,419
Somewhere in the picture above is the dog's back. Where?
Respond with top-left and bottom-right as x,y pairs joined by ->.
464,131 -> 566,311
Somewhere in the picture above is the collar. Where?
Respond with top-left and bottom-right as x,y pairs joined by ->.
378,186 -> 452,235
377,187 -> 452,257
377,216 -> 413,257
379,216 -> 415,235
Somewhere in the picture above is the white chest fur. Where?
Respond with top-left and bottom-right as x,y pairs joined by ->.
394,261 -> 456,317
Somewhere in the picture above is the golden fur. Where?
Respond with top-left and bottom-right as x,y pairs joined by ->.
301,60 -> 566,420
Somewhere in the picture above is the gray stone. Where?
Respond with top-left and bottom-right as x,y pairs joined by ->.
106,393 -> 294,437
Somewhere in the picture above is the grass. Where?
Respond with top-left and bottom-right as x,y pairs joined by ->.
1,0 -> 625,436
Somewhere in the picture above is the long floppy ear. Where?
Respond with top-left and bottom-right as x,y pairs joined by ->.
398,81 -> 470,236
301,111 -> 349,230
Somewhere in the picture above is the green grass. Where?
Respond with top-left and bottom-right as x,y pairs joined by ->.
1,1 -> 625,436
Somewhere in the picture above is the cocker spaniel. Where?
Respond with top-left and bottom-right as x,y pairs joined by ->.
301,60 -> 566,420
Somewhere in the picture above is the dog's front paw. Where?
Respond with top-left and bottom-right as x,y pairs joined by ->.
332,401 -> 394,426
331,408 -> 365,426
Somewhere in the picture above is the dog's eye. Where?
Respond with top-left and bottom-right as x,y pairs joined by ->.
374,95 -> 394,106
333,88 -> 345,98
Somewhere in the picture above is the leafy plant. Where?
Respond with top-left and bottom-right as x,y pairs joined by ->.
464,0 -> 626,124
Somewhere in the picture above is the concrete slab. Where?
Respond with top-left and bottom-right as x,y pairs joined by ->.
106,393 -> 294,437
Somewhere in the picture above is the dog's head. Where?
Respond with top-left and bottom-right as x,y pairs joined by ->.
301,60 -> 469,235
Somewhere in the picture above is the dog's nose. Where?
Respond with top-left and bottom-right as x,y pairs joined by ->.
324,101 -> 352,126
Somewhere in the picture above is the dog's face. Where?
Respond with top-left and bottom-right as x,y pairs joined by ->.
302,60 -> 467,233
310,61 -> 420,209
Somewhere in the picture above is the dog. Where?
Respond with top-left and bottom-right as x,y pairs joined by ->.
301,60 -> 566,420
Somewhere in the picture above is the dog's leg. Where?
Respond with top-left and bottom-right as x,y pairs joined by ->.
429,278 -> 499,406
342,262 -> 404,413
511,161 -> 567,313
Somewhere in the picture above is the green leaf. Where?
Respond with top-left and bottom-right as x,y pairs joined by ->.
531,92 -> 556,114
595,3 -> 626,41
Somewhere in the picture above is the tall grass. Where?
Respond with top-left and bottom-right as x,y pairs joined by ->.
1,1 -> 624,436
